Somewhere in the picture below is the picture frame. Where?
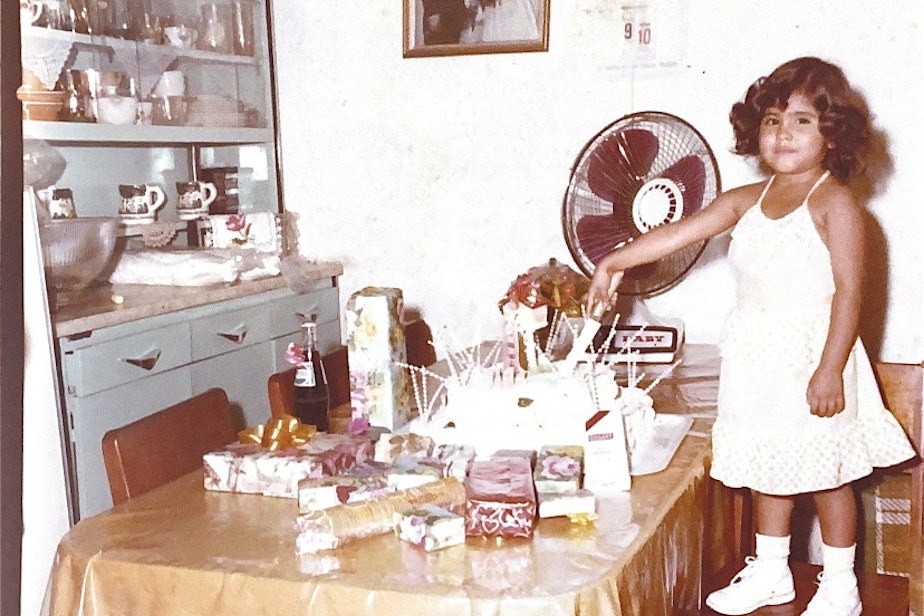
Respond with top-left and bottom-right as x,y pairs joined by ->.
403,0 -> 550,58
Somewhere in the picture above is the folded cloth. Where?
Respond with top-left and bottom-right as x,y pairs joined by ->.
109,249 -> 241,286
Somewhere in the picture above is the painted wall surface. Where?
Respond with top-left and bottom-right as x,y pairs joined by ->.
273,0 -> 922,361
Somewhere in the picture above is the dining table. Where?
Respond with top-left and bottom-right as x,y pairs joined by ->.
42,344 -> 732,616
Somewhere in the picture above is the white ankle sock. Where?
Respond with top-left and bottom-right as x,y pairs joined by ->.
755,533 -> 791,561
821,543 -> 857,577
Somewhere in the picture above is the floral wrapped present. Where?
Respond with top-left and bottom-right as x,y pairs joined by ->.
297,464 -> 393,513
465,457 -> 537,539
204,443 -> 326,498
346,287 -> 413,431
295,478 -> 466,554
537,489 -> 596,519
203,420 -> 375,498
533,445 -> 584,494
386,454 -> 444,490
394,504 -> 465,552
434,444 -> 476,479
373,432 -> 434,464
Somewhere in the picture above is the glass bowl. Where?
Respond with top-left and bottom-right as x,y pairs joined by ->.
39,217 -> 119,306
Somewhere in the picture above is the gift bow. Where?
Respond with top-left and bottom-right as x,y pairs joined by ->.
238,415 -> 317,450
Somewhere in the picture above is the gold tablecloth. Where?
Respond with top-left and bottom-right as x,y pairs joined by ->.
43,346 -> 721,616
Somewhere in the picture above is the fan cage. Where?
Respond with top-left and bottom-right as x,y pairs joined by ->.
562,111 -> 721,296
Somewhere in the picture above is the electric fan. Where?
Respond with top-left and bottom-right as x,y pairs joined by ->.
562,111 -> 721,361
562,111 -> 720,296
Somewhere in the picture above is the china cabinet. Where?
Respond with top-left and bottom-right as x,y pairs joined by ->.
19,1 -> 344,521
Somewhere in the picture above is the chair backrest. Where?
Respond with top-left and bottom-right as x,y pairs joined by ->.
875,362 -> 923,611
268,345 -> 350,419
405,319 -> 437,368
101,388 -> 238,506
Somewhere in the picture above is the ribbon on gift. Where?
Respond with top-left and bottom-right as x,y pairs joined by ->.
566,511 -> 599,526
238,414 -> 316,450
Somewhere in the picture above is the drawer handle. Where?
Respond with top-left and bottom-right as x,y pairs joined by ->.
121,350 -> 161,371
217,325 -> 248,344
296,305 -> 319,322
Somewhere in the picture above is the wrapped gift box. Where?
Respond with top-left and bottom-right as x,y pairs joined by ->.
387,454 -> 444,490
346,287 -> 413,431
434,444 -> 475,479
374,432 -> 434,463
297,464 -> 393,513
465,457 -> 536,539
295,478 -> 466,554
395,504 -> 466,552
533,445 -> 583,493
204,434 -> 375,498
537,489 -> 596,519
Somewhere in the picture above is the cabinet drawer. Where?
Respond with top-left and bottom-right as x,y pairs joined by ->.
190,304 -> 274,361
63,323 -> 191,397
270,287 -> 339,338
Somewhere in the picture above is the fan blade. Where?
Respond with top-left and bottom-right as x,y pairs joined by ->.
623,261 -> 658,281
586,129 -> 659,203
660,155 -> 707,216
574,214 -> 636,264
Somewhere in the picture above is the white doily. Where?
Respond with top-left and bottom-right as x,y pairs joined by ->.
21,37 -> 74,90
110,48 -> 177,99
138,222 -> 178,248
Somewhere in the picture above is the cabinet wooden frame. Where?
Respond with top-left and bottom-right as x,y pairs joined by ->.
403,0 -> 550,58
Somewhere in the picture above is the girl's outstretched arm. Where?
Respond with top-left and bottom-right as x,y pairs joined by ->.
807,185 -> 865,417
586,188 -> 749,311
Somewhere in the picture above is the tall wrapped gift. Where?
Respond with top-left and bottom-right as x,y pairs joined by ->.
346,287 -> 412,431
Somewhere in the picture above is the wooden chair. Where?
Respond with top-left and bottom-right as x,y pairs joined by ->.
268,345 -> 351,419
404,319 -> 437,369
101,388 -> 238,506
701,362 -> 923,616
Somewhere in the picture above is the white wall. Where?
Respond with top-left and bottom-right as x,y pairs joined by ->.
273,0 -> 923,361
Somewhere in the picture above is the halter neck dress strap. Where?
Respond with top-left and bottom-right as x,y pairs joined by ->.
803,170 -> 831,204
756,175 -> 775,206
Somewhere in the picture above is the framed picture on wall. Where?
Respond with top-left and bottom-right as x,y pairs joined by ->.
403,0 -> 550,58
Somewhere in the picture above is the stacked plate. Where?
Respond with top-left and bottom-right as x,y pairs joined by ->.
184,96 -> 255,128
18,87 -> 66,121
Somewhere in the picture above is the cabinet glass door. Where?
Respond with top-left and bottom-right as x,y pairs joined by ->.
20,0 -> 280,233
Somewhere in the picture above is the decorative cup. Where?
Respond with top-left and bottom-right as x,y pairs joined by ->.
47,187 -> 77,219
97,95 -> 138,125
164,24 -> 197,48
175,180 -> 217,220
20,0 -> 44,27
37,186 -> 77,219
118,183 -> 166,224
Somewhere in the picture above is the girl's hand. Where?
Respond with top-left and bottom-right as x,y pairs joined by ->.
587,267 -> 623,317
806,367 -> 845,417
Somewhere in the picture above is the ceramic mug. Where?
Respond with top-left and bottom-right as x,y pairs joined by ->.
118,183 -> 165,224
175,180 -> 217,220
37,186 -> 77,219
20,0 -> 44,27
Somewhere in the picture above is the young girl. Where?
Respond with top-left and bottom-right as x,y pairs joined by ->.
587,57 -> 915,616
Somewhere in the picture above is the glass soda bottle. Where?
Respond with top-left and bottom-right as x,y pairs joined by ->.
293,321 -> 329,431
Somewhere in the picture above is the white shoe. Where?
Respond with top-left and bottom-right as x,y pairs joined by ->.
800,571 -> 861,616
705,556 -> 796,615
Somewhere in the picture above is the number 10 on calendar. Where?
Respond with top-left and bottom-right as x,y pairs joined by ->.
620,3 -> 657,65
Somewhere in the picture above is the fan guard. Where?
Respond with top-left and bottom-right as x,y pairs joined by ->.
562,111 -> 720,296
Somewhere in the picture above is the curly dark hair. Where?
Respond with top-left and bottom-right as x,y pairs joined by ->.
729,57 -> 872,182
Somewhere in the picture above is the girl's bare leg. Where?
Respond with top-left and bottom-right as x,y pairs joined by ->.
812,484 -> 857,547
754,491 -> 795,536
